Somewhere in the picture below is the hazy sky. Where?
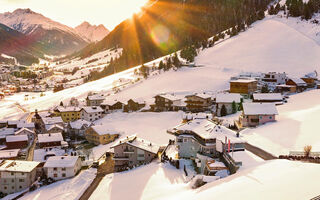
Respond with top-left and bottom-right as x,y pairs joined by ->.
0,0 -> 148,30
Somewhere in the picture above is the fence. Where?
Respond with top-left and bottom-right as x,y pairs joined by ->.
289,151 -> 320,157
220,152 -> 241,174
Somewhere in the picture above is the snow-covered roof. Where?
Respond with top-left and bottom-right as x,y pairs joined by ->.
0,149 -> 20,158
81,106 -> 103,113
91,124 -> 119,136
15,127 -> 34,135
173,119 -> 242,143
38,133 -> 63,143
253,93 -> 283,101
230,79 -> 257,83
42,117 -> 63,125
155,94 -> 181,101
17,122 -> 35,129
243,103 -> 278,115
44,156 -> 79,168
87,94 -> 105,101
183,113 -> 213,120
0,128 -> 15,139
186,93 -> 212,99
207,160 -> 226,168
276,84 -> 296,88
46,124 -> 64,131
6,135 -> 28,142
0,160 -> 39,173
33,148 -> 66,163
101,99 -> 125,106
55,106 -> 81,112
69,119 -> 91,129
216,93 -> 242,103
304,71 -> 317,79
112,135 -> 160,154
288,78 -> 307,86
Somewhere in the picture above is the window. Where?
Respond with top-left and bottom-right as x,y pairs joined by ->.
62,173 -> 66,177
12,186 -> 14,189
269,116 -> 272,119
53,168 -> 57,171
62,168 -> 66,171
11,172 -> 14,176
19,186 -> 22,189
21,172 -> 24,175
54,174 -> 58,177
183,138 -> 188,143
19,179 -> 24,183
11,179 -> 14,183
4,186 -> 7,190
259,116 -> 262,119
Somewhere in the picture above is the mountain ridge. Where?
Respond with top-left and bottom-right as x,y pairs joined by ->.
75,21 -> 109,42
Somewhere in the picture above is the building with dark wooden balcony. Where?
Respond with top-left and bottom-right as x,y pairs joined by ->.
111,135 -> 160,172
185,93 -> 213,112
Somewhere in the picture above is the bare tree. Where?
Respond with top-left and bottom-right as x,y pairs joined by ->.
304,145 -> 312,158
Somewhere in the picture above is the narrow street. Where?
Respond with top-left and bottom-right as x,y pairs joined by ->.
79,155 -> 115,200
244,143 -> 277,160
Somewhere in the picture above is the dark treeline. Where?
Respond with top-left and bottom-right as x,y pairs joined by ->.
285,0 -> 320,20
79,0 -> 273,82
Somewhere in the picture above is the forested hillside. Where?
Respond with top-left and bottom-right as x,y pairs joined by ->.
74,0 -> 273,81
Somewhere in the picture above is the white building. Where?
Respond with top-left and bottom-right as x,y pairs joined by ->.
215,93 -> 242,116
0,160 -> 40,194
43,156 -> 81,181
80,106 -> 104,122
86,94 -> 105,106
15,127 -> 35,140
261,72 -> 287,88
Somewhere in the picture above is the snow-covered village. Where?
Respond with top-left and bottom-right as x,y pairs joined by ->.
0,0 -> 320,199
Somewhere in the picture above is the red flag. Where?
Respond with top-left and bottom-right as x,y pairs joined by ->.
228,139 -> 231,153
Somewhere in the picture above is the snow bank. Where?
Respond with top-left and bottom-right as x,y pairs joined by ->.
19,168 -> 96,200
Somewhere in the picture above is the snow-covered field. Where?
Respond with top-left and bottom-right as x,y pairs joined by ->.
242,89 -> 320,156
90,154 -> 319,200
19,168 -> 96,200
91,112 -> 182,160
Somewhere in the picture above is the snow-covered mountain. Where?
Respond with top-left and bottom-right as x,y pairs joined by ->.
0,8 -> 88,56
75,21 -> 109,42
0,22 -> 42,65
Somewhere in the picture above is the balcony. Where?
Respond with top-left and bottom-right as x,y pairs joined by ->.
123,148 -> 135,154
113,156 -> 129,160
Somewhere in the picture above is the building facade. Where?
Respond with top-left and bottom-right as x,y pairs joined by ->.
185,94 -> 212,112
112,136 -> 159,172
44,156 -> 81,181
80,107 -> 103,122
0,160 -> 39,195
230,80 -> 258,96
85,125 -> 119,145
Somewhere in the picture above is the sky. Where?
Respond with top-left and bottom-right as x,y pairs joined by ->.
0,0 -> 148,30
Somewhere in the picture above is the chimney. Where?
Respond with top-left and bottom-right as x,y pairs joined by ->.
61,157 -> 64,160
